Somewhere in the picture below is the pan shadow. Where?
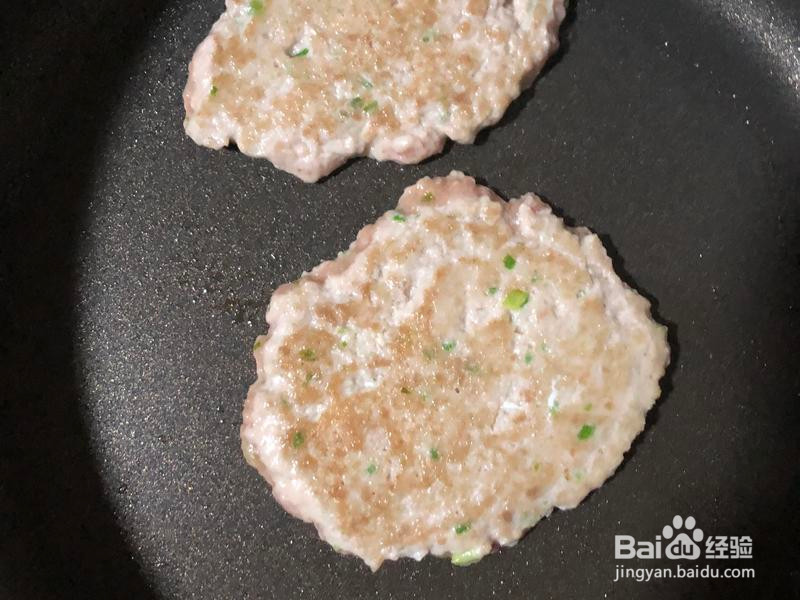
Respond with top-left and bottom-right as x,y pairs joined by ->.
0,1 -> 172,598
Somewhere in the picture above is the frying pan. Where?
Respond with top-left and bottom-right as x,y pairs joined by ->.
1,0 -> 799,598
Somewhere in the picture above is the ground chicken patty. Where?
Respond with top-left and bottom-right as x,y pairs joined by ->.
184,0 -> 566,182
241,173 -> 669,569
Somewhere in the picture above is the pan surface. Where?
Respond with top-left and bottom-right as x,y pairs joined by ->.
2,0 -> 799,598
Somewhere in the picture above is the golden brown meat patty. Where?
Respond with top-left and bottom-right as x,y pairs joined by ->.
241,172 -> 670,569
184,0 -> 567,181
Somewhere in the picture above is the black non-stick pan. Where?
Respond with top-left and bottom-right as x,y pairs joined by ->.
2,0 -> 799,598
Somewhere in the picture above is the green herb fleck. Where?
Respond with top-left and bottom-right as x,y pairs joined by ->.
400,386 -> 412,394
540,342 -> 550,353
304,371 -> 315,385
503,289 -> 529,310
291,431 -> 305,448
299,348 -> 316,361
363,100 -> 378,113
360,76 -> 373,89
454,522 -> 471,535
392,213 -> 407,222
549,400 -> 560,416
366,463 -> 377,475
430,448 -> 440,460
248,0 -> 263,14
442,340 -> 456,352
578,424 -> 596,440
573,469 -> 584,481
350,96 -> 364,109
439,103 -> 451,122
253,338 -> 263,351
465,363 -> 480,374
531,272 -> 541,283
209,85 -> 218,97
289,47 -> 309,58
487,286 -> 498,296
584,403 -> 593,411
422,191 -> 435,203
451,548 -> 484,567
524,351 -> 533,365
422,29 -> 436,43
503,254 -> 517,270
533,462 -> 541,471
336,326 -> 350,348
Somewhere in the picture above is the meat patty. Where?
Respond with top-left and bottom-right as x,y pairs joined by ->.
241,172 -> 670,569
184,0 -> 566,182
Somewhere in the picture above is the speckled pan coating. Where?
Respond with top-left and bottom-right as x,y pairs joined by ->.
184,0 -> 566,181
241,173 -> 669,569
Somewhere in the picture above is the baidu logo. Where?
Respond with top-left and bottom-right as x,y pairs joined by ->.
615,515 -> 752,561
662,515 -> 704,560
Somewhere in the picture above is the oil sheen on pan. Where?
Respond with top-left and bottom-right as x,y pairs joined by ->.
241,172 -> 670,569
183,0 -> 567,182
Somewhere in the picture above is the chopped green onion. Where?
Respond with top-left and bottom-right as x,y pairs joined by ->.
430,448 -> 440,460
209,85 -> 218,96
454,522 -> 471,535
366,463 -> 377,475
584,403 -> 593,411
400,386 -> 411,394
451,548 -> 484,567
339,340 -> 348,348
442,340 -> 456,352
360,76 -> 373,89
392,213 -> 407,222
487,286 -> 498,296
291,431 -> 305,448
289,47 -> 309,58
503,289 -> 529,310
422,191 -> 435,203
363,100 -> 378,113
503,254 -> 516,270
350,96 -> 364,109
578,424 -> 596,440
524,351 -> 533,364
248,0 -> 263,14
299,348 -> 316,361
